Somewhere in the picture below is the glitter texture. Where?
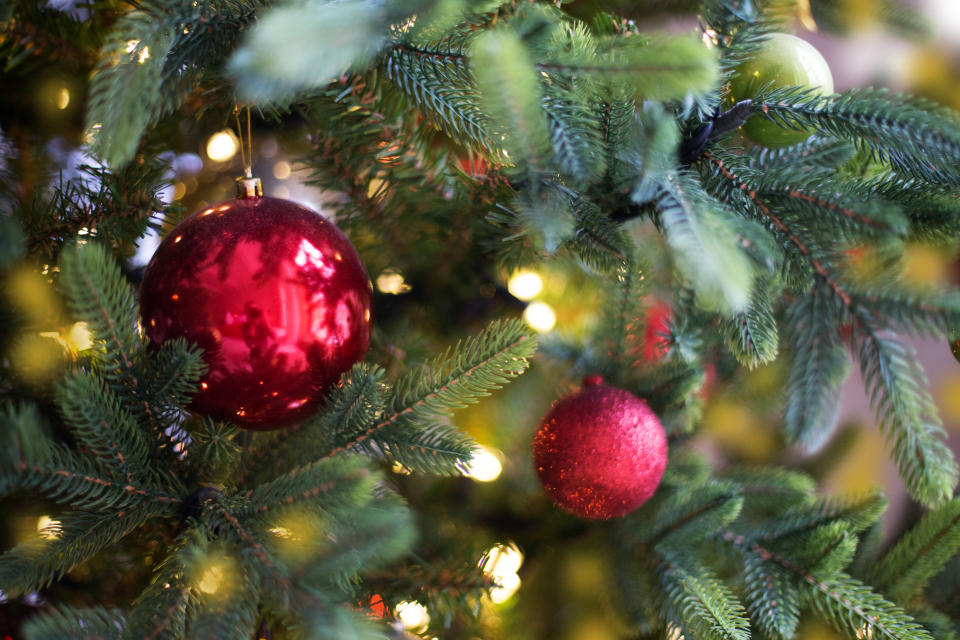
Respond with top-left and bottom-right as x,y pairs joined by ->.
532,381 -> 667,520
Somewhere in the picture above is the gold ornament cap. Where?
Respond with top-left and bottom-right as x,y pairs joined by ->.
235,175 -> 263,199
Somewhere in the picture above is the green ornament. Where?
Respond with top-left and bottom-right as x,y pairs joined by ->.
729,33 -> 834,148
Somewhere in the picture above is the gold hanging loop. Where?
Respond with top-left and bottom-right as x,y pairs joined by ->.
233,104 -> 262,198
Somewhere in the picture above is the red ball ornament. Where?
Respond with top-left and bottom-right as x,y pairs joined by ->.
532,377 -> 667,520
140,179 -> 372,429
642,300 -> 671,363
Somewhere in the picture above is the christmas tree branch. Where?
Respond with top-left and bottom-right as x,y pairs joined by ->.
721,531 -> 933,640
21,604 -> 125,640
658,552 -> 751,640
324,320 -> 535,461
852,320 -> 958,506
868,498 -> 960,603
749,87 -> 960,186
782,289 -> 851,451
701,149 -> 853,306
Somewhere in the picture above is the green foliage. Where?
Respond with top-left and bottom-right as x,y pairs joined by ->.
231,0 -> 385,103
86,0 -> 263,166
353,319 -> 536,474
750,87 -> 960,186
783,290 -> 851,452
869,499 -> 960,604
0,504 -> 170,597
627,479 -> 743,549
722,281 -> 779,369
471,28 -> 552,174
7,0 -> 960,636
804,573 -> 935,640
656,171 -> 757,313
58,242 -> 141,377
659,552 -> 751,640
853,321 -> 958,506
23,605 -> 125,640
55,370 -> 151,481
741,550 -> 800,639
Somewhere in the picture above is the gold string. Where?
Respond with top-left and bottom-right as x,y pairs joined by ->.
233,104 -> 253,178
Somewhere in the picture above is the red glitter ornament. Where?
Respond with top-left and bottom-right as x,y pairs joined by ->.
140,179 -> 372,429
532,377 -> 667,520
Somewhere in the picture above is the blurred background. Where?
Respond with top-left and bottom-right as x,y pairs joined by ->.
3,1 -> 960,638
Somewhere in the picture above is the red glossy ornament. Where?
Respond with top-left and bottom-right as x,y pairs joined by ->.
140,182 -> 372,429
532,378 -> 667,520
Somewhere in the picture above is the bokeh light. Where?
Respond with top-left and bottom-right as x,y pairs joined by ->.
205,130 -> 239,162
507,271 -> 543,301
481,542 -> 523,604
272,161 -> 292,180
523,301 -> 556,333
395,600 -> 430,632
197,564 -> 223,594
376,268 -> 412,295
56,87 -> 70,110
464,445 -> 502,482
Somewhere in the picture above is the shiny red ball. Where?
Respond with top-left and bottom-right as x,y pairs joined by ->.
140,195 -> 372,429
532,379 -> 667,519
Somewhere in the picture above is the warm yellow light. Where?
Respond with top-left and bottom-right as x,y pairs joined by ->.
507,271 -> 542,301
666,625 -> 685,640
481,542 -> 523,604
480,542 -> 524,577
272,161 -> 292,180
523,301 -> 556,333
268,526 -> 294,539
376,269 -> 411,295
206,130 -> 239,163
489,570 -> 520,604
197,565 -> 223,594
138,46 -> 151,64
56,87 -> 70,110
391,461 -> 412,475
125,39 -> 140,53
36,515 -> 61,540
395,600 -> 430,632
464,446 -> 502,482
66,322 -> 93,351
